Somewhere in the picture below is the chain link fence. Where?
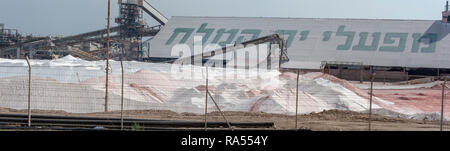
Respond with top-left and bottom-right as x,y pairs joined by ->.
0,57 -> 449,131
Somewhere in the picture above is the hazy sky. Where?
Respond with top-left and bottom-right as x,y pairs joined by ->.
0,0 -> 446,36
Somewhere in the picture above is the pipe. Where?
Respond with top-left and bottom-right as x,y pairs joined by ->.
0,116 -> 274,128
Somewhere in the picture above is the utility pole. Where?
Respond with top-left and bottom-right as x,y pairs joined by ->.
105,0 -> 111,112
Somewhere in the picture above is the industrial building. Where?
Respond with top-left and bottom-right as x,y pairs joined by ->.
148,16 -> 450,81
1,0 -> 449,81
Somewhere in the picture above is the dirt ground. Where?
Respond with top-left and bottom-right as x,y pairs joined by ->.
1,107 -> 449,131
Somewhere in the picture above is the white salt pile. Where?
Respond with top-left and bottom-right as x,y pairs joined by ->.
0,56 -> 448,120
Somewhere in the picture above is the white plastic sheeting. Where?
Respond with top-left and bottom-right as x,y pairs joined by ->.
0,55 -> 376,114
0,56 -> 448,120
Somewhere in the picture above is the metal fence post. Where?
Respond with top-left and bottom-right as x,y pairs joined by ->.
207,91 -> 233,130
204,66 -> 208,131
295,69 -> 300,130
360,65 -> 364,83
25,56 -> 31,128
368,73 -> 376,131
105,0 -> 111,112
441,76 -> 447,131
121,60 -> 124,130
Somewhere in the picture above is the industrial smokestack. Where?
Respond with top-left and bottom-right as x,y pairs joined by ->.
447,1 -> 449,12
443,1 -> 450,23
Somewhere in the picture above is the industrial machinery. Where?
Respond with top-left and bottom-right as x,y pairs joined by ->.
0,0 -> 167,61
173,34 -> 290,69
116,0 -> 168,60
0,24 -> 21,48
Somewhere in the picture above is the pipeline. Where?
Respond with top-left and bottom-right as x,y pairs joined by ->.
0,113 -> 275,130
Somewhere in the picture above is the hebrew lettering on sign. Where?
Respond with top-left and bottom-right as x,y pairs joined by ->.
379,33 -> 408,52
352,32 -> 381,51
412,33 -> 437,53
165,24 -> 438,54
166,28 -> 195,45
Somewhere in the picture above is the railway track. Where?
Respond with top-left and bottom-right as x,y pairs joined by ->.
0,113 -> 275,131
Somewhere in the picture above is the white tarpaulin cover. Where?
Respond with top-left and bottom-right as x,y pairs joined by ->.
0,56 -> 448,120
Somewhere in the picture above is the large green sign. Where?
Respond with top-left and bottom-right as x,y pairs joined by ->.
165,23 -> 437,53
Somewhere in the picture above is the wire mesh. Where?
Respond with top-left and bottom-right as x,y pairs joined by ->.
0,57 -> 449,131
